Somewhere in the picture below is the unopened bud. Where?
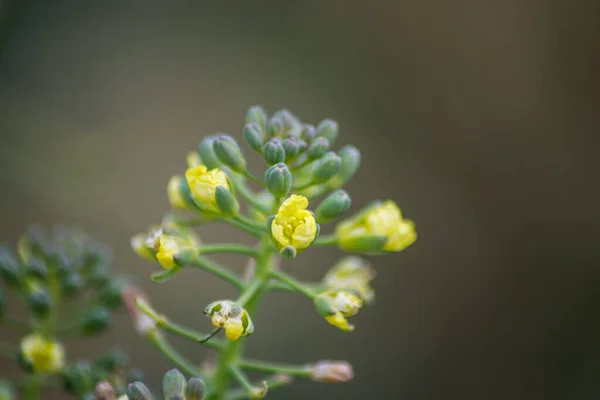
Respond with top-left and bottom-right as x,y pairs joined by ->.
309,360 -> 353,383
246,106 -> 267,133
213,134 -> 246,173
127,382 -> 152,400
27,288 -> 51,318
25,257 -> 47,280
315,190 -> 351,223
215,185 -> 240,217
0,246 -> 21,287
198,136 -> 222,169
316,119 -> 339,145
167,175 -> 195,210
95,380 -> 116,400
163,369 -> 186,399
327,145 -> 361,189
185,377 -> 205,400
63,362 -> 94,396
265,163 -> 292,198
81,306 -> 111,335
94,348 -> 128,373
282,137 -> 304,161
267,116 -> 284,138
249,381 -> 268,399
262,139 -> 286,165
273,109 -> 301,136
312,152 -> 341,184
280,245 -> 297,259
243,123 -> 264,153
98,278 -> 127,310
61,272 -> 83,297
301,124 -> 316,143
122,287 -> 157,337
307,137 -> 330,160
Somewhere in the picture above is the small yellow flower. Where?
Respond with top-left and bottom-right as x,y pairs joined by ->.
185,165 -> 231,213
167,176 -> 188,209
131,227 -> 199,270
323,256 -> 376,304
20,334 -> 65,374
336,200 -> 416,252
155,235 -> 181,269
315,291 -> 362,332
271,195 -> 317,253
204,300 -> 254,341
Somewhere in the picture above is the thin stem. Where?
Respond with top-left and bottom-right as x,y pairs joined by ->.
266,280 -> 324,293
187,257 -> 244,289
216,216 -> 263,238
225,374 -> 292,399
270,270 -> 317,300
199,244 -> 259,258
237,359 -> 311,377
229,365 -> 254,392
243,171 -> 266,187
232,180 -> 271,215
148,331 -> 205,379
313,233 -> 338,246
236,277 -> 267,307
233,215 -> 266,233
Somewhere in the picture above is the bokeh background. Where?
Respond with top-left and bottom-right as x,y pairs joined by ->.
1,1 -> 599,399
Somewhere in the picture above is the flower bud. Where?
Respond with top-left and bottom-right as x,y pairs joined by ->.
267,116 -> 284,138
127,369 -> 146,384
198,136 -> 222,169
63,362 -> 94,396
25,257 -> 47,280
167,175 -> 195,210
186,165 -> 235,215
262,139 -> 286,165
122,287 -> 157,337
316,119 -> 339,145
98,278 -> 127,309
163,369 -> 186,399
127,382 -> 152,400
61,272 -> 83,297
323,256 -> 376,304
282,137 -> 304,161
27,287 -> 51,318
246,105 -> 267,133
243,123 -> 264,153
81,306 -> 111,335
187,151 -> 202,168
213,134 -> 246,173
301,124 -> 316,143
249,381 -> 268,399
265,163 -> 292,199
95,380 -> 116,400
0,379 -> 15,400
94,348 -> 128,373
0,246 -> 21,287
315,190 -> 351,223
307,137 -> 330,160
326,145 -> 361,189
204,300 -> 254,341
309,361 -> 353,383
185,377 -> 205,400
312,152 -> 341,184
314,291 -> 362,331
20,334 -> 65,374
215,185 -> 240,217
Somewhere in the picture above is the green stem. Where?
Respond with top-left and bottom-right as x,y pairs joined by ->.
270,270 -> 317,300
199,244 -> 259,258
266,280 -> 324,293
217,216 -> 263,238
225,374 -> 292,399
229,365 -> 254,392
23,373 -> 43,400
187,257 -> 244,289
313,233 -> 338,246
148,331 -> 205,379
243,171 -> 266,187
233,215 -> 266,233
237,359 -> 311,377
232,179 -> 271,215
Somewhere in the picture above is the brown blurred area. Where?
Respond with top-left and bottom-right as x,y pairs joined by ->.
1,1 -> 599,399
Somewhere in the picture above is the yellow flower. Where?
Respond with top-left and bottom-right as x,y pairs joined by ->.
155,235 -> 181,269
315,291 -> 362,332
185,165 -> 231,213
20,334 -> 65,374
336,200 -> 416,252
204,300 -> 254,341
323,256 -> 376,304
271,195 -> 318,253
167,176 -> 188,209
131,227 -> 199,270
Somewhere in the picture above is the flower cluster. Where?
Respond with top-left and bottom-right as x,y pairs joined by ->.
129,106 -> 417,399
0,226 -> 137,399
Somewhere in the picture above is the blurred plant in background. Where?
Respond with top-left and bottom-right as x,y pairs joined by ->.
0,226 -> 142,399
129,106 -> 417,399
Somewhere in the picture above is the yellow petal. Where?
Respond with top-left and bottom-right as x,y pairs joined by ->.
325,312 -> 354,332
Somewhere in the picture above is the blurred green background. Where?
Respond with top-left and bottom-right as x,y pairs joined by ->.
1,1 -> 599,399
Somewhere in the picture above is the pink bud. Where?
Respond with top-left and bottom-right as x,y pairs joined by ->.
310,360 -> 354,383
121,286 -> 156,336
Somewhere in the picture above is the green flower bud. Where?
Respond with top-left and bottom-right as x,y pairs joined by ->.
312,152 -> 341,184
213,134 -> 246,172
86,261 -> 110,288
314,296 -> 335,317
215,185 -> 240,217
282,137 -> 305,161
246,105 -> 267,133
98,278 -> 127,309
163,369 -> 186,398
265,163 -> 292,198
316,119 -> 339,145
81,306 -> 111,335
63,362 -> 94,396
327,145 -> 361,189
198,136 -> 222,169
243,123 -> 264,153
27,289 -> 51,318
94,348 -> 128,373
301,124 -> 316,143
315,190 -> 352,223
267,116 -> 284,138
169,394 -> 184,400
185,377 -> 206,400
0,246 -> 21,287
307,137 -> 330,160
262,139 -> 286,165
273,109 -> 301,136
0,379 -> 15,400
280,245 -> 297,259
127,368 -> 146,384
25,257 -> 47,280
61,272 -> 83,297
128,382 -> 153,400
